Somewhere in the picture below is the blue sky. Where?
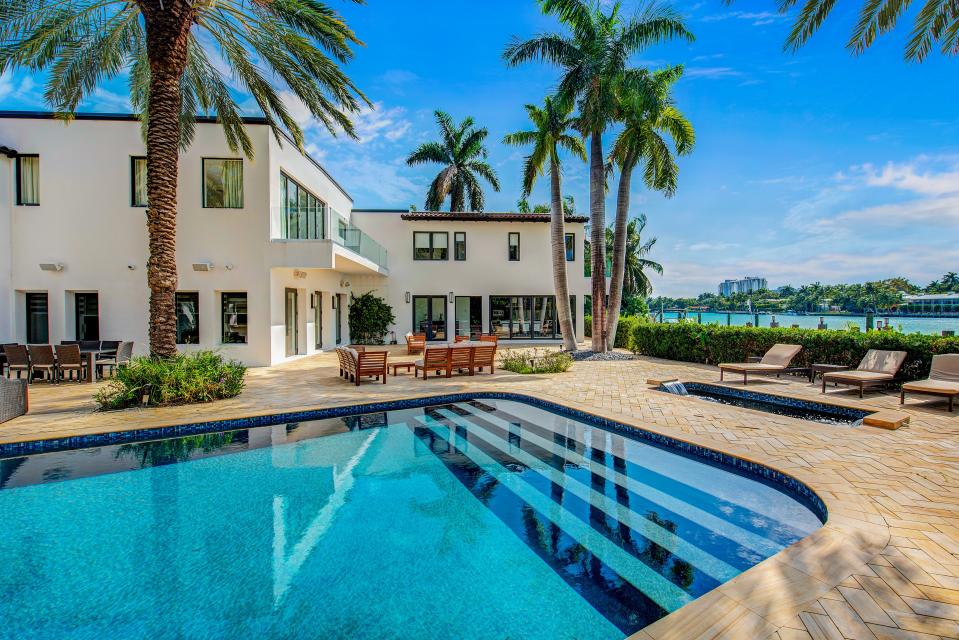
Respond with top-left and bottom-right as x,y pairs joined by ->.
2,0 -> 957,296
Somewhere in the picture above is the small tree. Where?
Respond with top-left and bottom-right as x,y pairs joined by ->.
348,292 -> 396,345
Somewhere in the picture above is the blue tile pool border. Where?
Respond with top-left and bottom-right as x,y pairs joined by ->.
0,391 -> 827,523
674,382 -> 871,422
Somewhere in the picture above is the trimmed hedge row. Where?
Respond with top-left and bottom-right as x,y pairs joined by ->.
631,322 -> 959,382
584,314 -> 643,350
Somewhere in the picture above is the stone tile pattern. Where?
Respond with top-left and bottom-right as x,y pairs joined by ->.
9,347 -> 959,640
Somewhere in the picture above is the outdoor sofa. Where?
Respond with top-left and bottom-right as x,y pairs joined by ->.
821,349 -> 907,398
718,344 -> 803,385
901,353 -> 959,412
0,376 -> 28,423
336,347 -> 388,386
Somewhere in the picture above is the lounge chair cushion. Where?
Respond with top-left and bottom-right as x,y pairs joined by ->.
823,370 -> 893,383
929,354 -> 959,383
858,349 -> 907,374
720,363 -> 790,373
760,344 -> 803,367
902,378 -> 959,394
414,359 -> 424,367
346,348 -> 359,361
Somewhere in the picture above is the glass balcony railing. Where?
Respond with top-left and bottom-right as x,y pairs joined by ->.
334,222 -> 389,270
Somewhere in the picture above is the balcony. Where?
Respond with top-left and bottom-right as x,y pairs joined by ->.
269,207 -> 388,275
334,222 -> 388,270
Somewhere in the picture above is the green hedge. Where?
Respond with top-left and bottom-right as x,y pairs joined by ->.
584,314 -> 644,350
631,323 -> 959,381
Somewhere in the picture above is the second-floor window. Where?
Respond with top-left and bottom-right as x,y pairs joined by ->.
280,173 -> 326,239
131,157 -> 147,207
508,232 -> 520,261
414,231 -> 448,260
454,232 -> 466,260
203,158 -> 243,208
16,155 -> 39,206
565,233 -> 575,261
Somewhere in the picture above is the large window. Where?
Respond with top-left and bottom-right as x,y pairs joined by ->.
454,232 -> 466,261
565,233 -> 575,261
131,156 -> 147,207
221,292 -> 248,343
280,173 -> 326,239
75,293 -> 99,341
489,295 -> 561,339
25,292 -> 48,343
508,232 -> 520,261
16,155 -> 39,206
454,296 -> 482,338
413,232 -> 449,260
203,158 -> 243,208
175,292 -> 200,344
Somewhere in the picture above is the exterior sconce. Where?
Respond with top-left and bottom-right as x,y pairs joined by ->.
192,261 -> 214,272
405,291 -> 411,303
448,291 -> 454,303
39,263 -> 64,272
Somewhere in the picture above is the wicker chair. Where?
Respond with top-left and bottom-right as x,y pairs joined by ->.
4,345 -> 30,380
415,347 -> 451,379
472,345 -> 496,374
79,340 -> 101,351
0,376 -> 27,423
28,345 -> 57,383
99,340 -> 121,356
0,343 -> 18,377
55,344 -> 87,382
97,341 -> 133,378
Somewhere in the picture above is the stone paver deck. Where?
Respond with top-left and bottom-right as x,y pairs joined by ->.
6,347 -> 959,640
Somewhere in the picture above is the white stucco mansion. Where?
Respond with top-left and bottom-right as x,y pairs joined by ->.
0,112 -> 589,366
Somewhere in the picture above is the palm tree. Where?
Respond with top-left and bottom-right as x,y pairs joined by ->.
604,216 -> 663,300
406,111 -> 501,211
504,96 -> 586,351
761,0 -> 959,61
1,0 -> 368,357
505,0 -> 692,351
606,66 -> 693,343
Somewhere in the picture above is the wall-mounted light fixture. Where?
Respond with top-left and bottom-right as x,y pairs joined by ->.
339,279 -> 351,288
405,291 -> 411,303
127,264 -> 136,271
225,263 -> 234,271
294,269 -> 307,279
39,263 -> 64,272
192,261 -> 214,272
448,291 -> 454,303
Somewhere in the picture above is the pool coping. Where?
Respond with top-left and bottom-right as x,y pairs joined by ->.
0,389 -> 890,640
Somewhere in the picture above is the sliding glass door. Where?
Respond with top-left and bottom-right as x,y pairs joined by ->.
413,296 -> 447,341
489,295 -> 559,339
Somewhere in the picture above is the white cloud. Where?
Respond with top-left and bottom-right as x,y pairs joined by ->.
702,11 -> 787,25
852,156 -> 959,196
684,66 -> 742,80
0,71 -> 43,106
380,69 -> 418,86
326,155 -> 421,205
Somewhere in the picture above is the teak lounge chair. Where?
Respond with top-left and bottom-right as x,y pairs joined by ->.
719,344 -> 803,385
901,353 -> 959,412
822,349 -> 907,398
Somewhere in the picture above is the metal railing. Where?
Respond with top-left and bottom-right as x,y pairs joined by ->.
334,222 -> 389,270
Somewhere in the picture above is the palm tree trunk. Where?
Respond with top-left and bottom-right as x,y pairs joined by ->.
550,158 -> 577,351
588,132 -> 607,352
142,0 -> 193,358
605,155 -> 634,349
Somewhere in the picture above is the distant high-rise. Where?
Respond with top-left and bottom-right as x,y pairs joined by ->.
718,277 -> 768,297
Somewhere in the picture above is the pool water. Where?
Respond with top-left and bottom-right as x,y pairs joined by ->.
0,398 -> 822,639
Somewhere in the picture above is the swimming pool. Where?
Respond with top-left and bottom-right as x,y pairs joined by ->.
0,396 -> 823,639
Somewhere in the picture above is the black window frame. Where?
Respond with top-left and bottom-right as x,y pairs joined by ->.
74,292 -> 100,341
565,233 -> 575,261
280,171 -> 326,240
508,232 -> 520,261
202,157 -> 244,209
454,232 -> 467,261
25,291 -> 48,343
175,291 -> 201,345
221,291 -> 248,344
413,231 -> 449,261
131,156 -> 147,207
15,154 -> 39,206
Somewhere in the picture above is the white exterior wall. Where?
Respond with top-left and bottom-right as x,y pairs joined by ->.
352,210 -> 589,341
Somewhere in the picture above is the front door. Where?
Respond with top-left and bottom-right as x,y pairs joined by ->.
413,296 -> 447,341
314,292 -> 323,349
285,288 -> 298,356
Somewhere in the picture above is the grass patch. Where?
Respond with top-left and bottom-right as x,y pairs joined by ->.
95,350 -> 246,410
499,348 -> 574,374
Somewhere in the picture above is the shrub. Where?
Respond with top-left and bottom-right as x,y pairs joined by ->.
584,314 -> 643,350
347,291 -> 395,344
630,323 -> 959,381
95,350 -> 246,410
499,348 -> 574,374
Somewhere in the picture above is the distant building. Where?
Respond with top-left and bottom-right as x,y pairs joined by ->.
901,293 -> 959,313
718,277 -> 768,297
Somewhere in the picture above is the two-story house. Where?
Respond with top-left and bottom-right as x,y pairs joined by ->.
0,111 -> 589,366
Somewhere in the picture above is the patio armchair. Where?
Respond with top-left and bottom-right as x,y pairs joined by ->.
450,345 -> 474,374
719,344 -> 803,385
822,349 -> 907,398
96,341 -> 134,378
472,345 -> 496,374
80,340 -> 102,351
354,350 -> 388,386
99,340 -> 121,356
454,335 -> 471,343
55,344 -> 87,382
478,334 -> 498,344
0,376 -> 27,423
406,333 -> 426,355
901,354 -> 959,412
336,348 -> 356,381
28,345 -> 57,383
0,343 -> 18,376
4,345 -> 30,380
415,347 -> 451,379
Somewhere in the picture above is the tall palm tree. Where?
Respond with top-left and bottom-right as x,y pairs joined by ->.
505,0 -> 692,351
406,111 -> 501,211
604,215 -> 663,299
606,66 -> 693,343
503,96 -> 586,351
0,0 -> 368,357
